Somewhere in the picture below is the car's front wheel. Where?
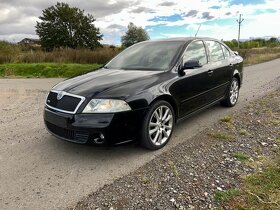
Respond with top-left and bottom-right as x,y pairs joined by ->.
141,100 -> 175,150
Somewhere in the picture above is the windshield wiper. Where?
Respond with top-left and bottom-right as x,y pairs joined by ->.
122,67 -> 163,71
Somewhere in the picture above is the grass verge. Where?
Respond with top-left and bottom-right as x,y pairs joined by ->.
220,115 -> 233,123
218,163 -> 280,209
233,152 -> 250,162
239,47 -> 280,66
208,131 -> 234,141
0,63 -> 102,78
214,189 -> 241,203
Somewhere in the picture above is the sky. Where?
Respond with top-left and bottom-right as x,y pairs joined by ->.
0,0 -> 280,45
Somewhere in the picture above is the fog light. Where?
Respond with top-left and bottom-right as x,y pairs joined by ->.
100,133 -> 105,140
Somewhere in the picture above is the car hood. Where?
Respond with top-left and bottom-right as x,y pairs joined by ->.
52,68 -> 162,98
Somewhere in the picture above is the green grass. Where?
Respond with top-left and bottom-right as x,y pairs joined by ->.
220,115 -> 233,123
0,63 -> 102,78
214,189 -> 241,203
233,152 -> 250,162
271,120 -> 280,125
208,132 -> 234,141
168,160 -> 179,177
216,162 -> 280,209
239,129 -> 249,136
239,47 -> 280,66
244,52 -> 280,66
242,166 -> 280,209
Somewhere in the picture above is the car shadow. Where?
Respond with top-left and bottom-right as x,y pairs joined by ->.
44,134 -> 152,160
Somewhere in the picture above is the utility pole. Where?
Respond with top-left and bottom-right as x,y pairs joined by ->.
236,14 -> 244,49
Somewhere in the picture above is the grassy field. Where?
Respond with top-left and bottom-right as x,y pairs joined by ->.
0,41 -> 120,64
0,63 -> 102,78
239,47 -> 280,66
0,47 -> 280,78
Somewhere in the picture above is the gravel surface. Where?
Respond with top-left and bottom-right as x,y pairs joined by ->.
72,90 -> 280,210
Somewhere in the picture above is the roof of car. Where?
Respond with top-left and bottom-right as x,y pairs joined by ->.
145,37 -> 222,43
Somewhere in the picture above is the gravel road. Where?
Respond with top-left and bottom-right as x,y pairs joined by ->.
73,88 -> 280,210
0,59 -> 280,210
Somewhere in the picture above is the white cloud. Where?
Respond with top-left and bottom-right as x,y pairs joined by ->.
0,0 -> 279,44
242,12 -> 280,38
94,0 -> 280,43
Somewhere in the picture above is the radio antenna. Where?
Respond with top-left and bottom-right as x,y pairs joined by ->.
195,24 -> 201,37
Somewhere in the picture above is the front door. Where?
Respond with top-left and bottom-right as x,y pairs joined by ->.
170,40 -> 213,117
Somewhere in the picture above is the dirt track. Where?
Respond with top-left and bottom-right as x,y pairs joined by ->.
0,60 -> 280,209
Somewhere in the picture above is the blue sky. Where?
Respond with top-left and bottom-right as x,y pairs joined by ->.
0,0 -> 279,44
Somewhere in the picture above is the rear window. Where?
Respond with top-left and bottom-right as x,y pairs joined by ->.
205,41 -> 224,62
221,44 -> 230,58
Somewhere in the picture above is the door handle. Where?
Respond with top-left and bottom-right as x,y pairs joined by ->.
208,70 -> 214,76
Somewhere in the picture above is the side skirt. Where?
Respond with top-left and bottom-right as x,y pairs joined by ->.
176,96 -> 225,123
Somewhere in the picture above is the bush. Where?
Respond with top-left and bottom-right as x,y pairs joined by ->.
0,41 -> 121,64
237,47 -> 280,65
0,63 -> 102,78
20,47 -> 120,64
225,38 -> 280,50
0,41 -> 21,63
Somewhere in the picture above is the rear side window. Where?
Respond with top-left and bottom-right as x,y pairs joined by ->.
183,41 -> 207,66
205,41 -> 224,62
221,44 -> 230,58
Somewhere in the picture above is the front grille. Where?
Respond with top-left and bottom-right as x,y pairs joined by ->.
46,122 -> 89,143
46,91 -> 84,113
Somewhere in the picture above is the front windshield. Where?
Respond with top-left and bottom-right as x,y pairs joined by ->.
105,41 -> 185,71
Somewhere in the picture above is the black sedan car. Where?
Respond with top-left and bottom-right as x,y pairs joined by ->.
44,37 -> 243,150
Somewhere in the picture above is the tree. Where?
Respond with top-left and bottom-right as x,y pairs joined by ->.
121,23 -> 150,48
268,37 -> 278,43
36,2 -> 102,50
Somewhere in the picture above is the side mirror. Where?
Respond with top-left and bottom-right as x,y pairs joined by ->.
233,51 -> 239,56
181,60 -> 202,70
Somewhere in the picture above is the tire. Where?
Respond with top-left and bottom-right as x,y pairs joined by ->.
140,100 -> 175,150
221,77 -> 240,107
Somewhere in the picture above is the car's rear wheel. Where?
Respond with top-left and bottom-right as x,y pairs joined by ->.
221,77 -> 239,107
141,100 -> 175,150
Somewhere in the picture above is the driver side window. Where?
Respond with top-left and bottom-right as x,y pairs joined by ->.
183,41 -> 207,66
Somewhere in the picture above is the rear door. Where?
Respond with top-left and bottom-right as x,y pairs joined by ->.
204,40 -> 232,99
220,43 -> 235,82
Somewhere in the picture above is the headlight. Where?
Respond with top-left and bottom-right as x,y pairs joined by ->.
82,99 -> 131,113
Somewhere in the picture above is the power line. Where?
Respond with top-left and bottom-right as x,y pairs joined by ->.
236,14 -> 244,49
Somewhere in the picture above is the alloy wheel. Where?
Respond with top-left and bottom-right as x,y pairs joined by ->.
148,105 -> 173,146
229,79 -> 239,105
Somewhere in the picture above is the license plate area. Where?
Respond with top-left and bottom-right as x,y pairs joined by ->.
44,108 -> 72,129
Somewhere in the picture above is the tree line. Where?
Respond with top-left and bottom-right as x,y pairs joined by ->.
36,2 -> 149,50
224,38 -> 279,49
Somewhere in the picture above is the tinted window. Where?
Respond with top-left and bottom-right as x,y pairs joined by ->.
205,41 -> 224,62
221,44 -> 230,58
183,41 -> 207,66
105,41 -> 185,71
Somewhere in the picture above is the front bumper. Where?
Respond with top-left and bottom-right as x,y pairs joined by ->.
44,107 -> 147,145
